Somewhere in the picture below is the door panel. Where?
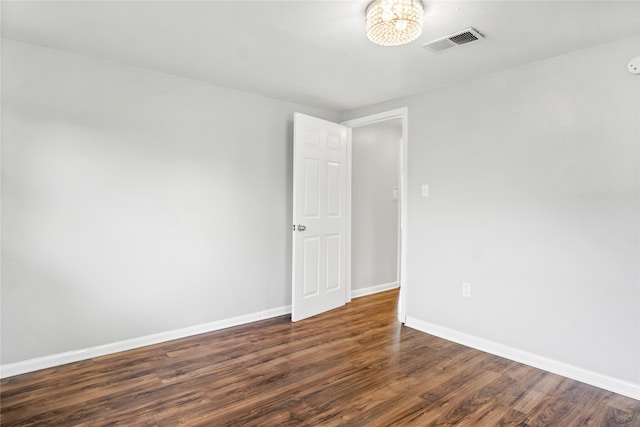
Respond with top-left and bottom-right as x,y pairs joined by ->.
303,237 -> 320,297
304,159 -> 320,217
326,234 -> 341,291
292,113 -> 347,322
326,162 -> 341,216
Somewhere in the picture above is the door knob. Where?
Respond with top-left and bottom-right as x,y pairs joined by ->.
297,225 -> 306,231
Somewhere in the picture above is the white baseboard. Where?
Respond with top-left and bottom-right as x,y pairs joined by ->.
351,282 -> 399,299
405,317 -> 640,401
1,305 -> 292,379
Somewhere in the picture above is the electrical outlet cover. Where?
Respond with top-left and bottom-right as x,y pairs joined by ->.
462,282 -> 471,298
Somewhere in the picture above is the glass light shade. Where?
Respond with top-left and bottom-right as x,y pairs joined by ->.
366,0 -> 424,47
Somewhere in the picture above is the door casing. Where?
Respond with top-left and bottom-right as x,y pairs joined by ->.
342,107 -> 409,323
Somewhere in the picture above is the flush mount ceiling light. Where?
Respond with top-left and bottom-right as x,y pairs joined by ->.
366,0 -> 425,46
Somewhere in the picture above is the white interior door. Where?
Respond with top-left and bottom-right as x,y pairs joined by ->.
292,113 -> 348,322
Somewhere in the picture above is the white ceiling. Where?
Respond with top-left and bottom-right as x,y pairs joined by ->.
2,1 -> 639,112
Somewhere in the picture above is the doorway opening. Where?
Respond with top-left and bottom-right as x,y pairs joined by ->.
343,108 -> 408,323
290,109 -> 408,323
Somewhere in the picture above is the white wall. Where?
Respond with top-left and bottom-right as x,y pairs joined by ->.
341,36 -> 640,387
3,33 -> 639,393
1,38 -> 338,364
351,120 -> 400,291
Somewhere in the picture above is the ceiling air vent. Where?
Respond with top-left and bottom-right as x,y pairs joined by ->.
423,27 -> 484,53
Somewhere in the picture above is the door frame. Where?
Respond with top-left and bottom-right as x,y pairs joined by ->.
342,107 -> 409,323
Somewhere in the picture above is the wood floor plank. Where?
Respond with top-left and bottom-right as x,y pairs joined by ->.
1,289 -> 638,426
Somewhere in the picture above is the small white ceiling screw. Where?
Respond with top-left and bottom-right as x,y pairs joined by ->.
628,56 -> 640,74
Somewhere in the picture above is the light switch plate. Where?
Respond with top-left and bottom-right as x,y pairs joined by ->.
421,184 -> 429,198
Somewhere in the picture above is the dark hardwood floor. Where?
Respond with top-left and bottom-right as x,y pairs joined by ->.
1,289 -> 639,426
